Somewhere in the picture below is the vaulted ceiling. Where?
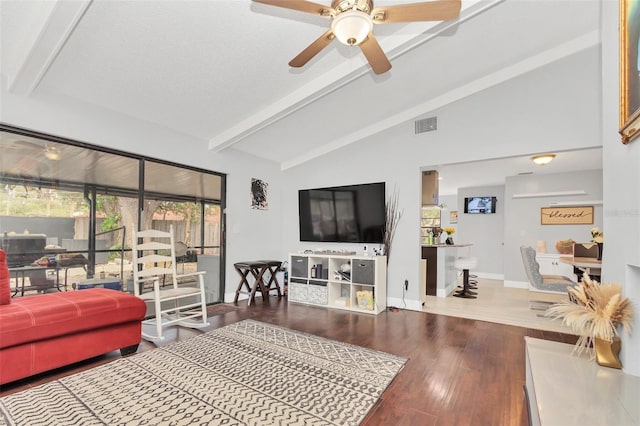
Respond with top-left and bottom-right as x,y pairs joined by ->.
1,0 -> 602,174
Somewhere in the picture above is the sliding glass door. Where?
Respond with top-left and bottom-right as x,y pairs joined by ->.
0,125 -> 225,302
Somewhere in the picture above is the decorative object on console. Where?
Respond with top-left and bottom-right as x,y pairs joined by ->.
594,336 -> 623,369
545,276 -> 634,369
535,240 -> 547,254
311,249 -> 356,255
590,227 -> 604,260
356,290 -> 374,310
443,227 -> 455,245
590,227 -> 603,243
432,227 -> 443,244
383,187 -> 402,264
554,239 -> 574,254
335,262 -> 351,281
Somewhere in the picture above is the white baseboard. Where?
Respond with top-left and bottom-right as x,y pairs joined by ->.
437,281 -> 458,298
504,280 -> 529,289
475,272 -> 504,281
224,292 -> 260,303
387,297 -> 423,312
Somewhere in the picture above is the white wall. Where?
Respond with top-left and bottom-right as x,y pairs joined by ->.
601,0 -> 640,377
439,194 -> 459,230
0,80 -> 285,302
504,169 -> 603,286
457,186 -> 505,279
282,45 -> 602,305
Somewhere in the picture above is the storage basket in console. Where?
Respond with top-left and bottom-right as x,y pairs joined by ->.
351,259 -> 374,285
291,256 -> 308,278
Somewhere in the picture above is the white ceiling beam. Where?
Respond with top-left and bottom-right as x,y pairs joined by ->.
208,0 -> 501,153
281,30 -> 601,171
9,0 -> 92,95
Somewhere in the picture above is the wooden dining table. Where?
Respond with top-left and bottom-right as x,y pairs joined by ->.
558,256 -> 602,277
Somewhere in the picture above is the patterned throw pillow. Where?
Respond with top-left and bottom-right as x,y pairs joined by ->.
0,250 -> 10,305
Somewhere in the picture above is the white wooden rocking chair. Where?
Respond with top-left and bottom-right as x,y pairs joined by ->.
132,225 -> 208,341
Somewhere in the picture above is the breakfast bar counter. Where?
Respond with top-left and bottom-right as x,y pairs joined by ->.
421,243 -> 473,298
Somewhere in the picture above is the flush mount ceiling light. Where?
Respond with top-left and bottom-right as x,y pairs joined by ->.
252,0 -> 461,74
531,154 -> 556,166
44,145 -> 61,161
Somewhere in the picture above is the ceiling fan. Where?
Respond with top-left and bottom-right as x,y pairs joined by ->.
252,0 -> 461,74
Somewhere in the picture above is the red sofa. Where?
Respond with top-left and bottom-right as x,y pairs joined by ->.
0,250 -> 147,385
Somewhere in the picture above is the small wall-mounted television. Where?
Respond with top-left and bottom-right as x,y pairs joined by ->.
464,196 -> 497,214
298,182 -> 386,243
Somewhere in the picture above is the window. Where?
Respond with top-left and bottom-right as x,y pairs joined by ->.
420,206 -> 441,244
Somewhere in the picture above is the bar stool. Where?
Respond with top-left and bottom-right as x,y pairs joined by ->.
468,272 -> 479,290
233,261 -> 268,306
454,257 -> 478,299
257,260 -> 283,299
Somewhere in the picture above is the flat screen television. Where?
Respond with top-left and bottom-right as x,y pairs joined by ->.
298,182 -> 385,243
464,196 -> 497,214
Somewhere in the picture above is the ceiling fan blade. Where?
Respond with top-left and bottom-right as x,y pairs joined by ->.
371,0 -> 461,23
359,34 -> 392,75
289,30 -> 335,67
13,140 -> 45,150
252,0 -> 334,17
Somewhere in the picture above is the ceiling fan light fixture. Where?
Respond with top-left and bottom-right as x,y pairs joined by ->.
44,145 -> 61,161
531,154 -> 555,166
331,10 -> 373,46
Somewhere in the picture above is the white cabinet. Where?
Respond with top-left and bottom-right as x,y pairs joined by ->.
421,170 -> 439,205
288,253 -> 387,315
535,253 -> 574,278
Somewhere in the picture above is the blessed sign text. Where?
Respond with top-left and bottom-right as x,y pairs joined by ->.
540,206 -> 594,225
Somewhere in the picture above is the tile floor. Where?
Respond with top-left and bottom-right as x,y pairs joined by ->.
421,277 -> 576,334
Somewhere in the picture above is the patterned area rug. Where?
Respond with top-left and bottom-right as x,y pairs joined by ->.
0,319 -> 406,425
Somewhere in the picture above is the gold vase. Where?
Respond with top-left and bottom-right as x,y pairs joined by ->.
594,336 -> 622,369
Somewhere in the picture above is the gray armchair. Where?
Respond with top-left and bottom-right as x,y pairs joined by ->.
520,246 -> 575,309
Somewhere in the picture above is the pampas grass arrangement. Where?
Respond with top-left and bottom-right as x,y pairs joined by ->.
383,187 -> 402,265
545,275 -> 634,356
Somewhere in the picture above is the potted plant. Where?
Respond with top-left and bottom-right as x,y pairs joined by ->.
545,276 -> 634,368
443,227 -> 455,245
590,227 -> 604,260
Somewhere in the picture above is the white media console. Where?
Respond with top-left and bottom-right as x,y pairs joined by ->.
288,253 -> 387,315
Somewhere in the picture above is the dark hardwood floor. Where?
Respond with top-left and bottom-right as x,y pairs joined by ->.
1,298 -> 577,425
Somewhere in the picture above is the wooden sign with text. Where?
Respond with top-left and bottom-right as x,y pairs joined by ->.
541,206 -> 594,225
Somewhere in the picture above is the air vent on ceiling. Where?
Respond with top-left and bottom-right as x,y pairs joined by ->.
415,116 -> 437,134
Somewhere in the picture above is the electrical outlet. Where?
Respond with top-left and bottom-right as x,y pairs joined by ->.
404,279 -> 409,290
